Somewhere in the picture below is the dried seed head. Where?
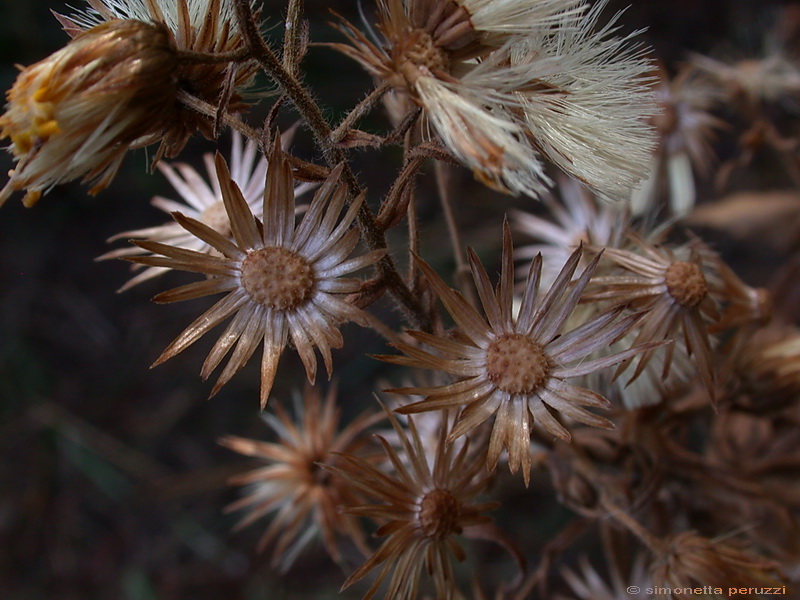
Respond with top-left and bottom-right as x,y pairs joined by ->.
418,489 -> 462,540
665,260 -> 708,308
57,0 -> 261,160
240,247 -> 314,310
486,334 -> 551,394
0,19 -> 179,207
653,531 -> 784,591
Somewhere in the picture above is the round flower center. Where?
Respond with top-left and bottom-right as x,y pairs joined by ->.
486,334 -> 550,395
396,30 -> 449,86
418,488 -> 461,540
664,260 -> 707,308
240,246 -> 314,310
200,201 -> 231,237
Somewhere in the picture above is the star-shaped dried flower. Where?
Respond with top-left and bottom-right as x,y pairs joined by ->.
98,131 -> 314,291
127,138 -> 385,407
380,222 -> 651,484
513,176 -> 627,289
584,233 -> 723,401
220,384 -> 378,571
329,407 -> 497,600
332,0 -> 655,200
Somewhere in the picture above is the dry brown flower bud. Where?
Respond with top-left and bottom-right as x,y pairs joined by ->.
0,19 -> 179,207
652,531 -> 783,597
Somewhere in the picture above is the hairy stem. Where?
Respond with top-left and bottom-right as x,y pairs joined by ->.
176,90 -> 263,143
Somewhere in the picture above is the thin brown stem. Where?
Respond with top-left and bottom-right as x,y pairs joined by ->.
175,48 -> 252,64
601,497 -> 663,554
233,0 -> 430,330
176,90 -> 263,145
283,0 -> 305,76
404,130 -> 420,286
435,161 -> 477,306
329,82 -> 391,144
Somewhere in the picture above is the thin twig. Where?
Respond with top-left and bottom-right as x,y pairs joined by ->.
283,0 -> 305,76
175,48 -> 252,64
330,82 -> 391,144
176,90 -> 263,145
435,161 -> 477,306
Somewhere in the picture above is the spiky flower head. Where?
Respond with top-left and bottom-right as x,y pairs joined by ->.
330,407 -> 497,600
631,66 -> 726,217
513,176 -> 628,289
380,222 -> 651,485
58,0 -> 259,158
736,327 -> 800,409
220,384 -> 377,571
98,131 -> 314,291
0,19 -> 178,207
651,531 -> 783,598
333,0 -> 655,200
585,232 -> 724,402
127,138 -> 385,407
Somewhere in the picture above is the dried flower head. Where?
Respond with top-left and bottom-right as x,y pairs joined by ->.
127,139 -> 384,407
98,131 -> 314,291
220,384 -> 377,571
58,0 -> 259,158
0,19 -> 178,207
736,327 -> 800,408
513,176 -> 627,289
333,0 -> 655,199
504,1 -> 657,200
381,222 -> 651,485
691,51 -> 800,112
330,408 -> 497,600
585,233 -> 723,401
632,66 -> 726,217
651,531 -> 783,598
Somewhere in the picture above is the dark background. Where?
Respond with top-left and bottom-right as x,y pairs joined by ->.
0,1 -> 798,598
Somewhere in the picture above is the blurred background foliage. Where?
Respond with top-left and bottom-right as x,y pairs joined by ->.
0,1 -> 798,598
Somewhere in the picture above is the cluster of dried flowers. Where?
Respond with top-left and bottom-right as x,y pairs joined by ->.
2,0 -> 799,598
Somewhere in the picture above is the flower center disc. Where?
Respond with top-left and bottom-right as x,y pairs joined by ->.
418,488 -> 461,540
240,246 -> 314,310
396,30 -> 449,85
665,260 -> 707,308
200,201 -> 231,237
486,334 -> 550,395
